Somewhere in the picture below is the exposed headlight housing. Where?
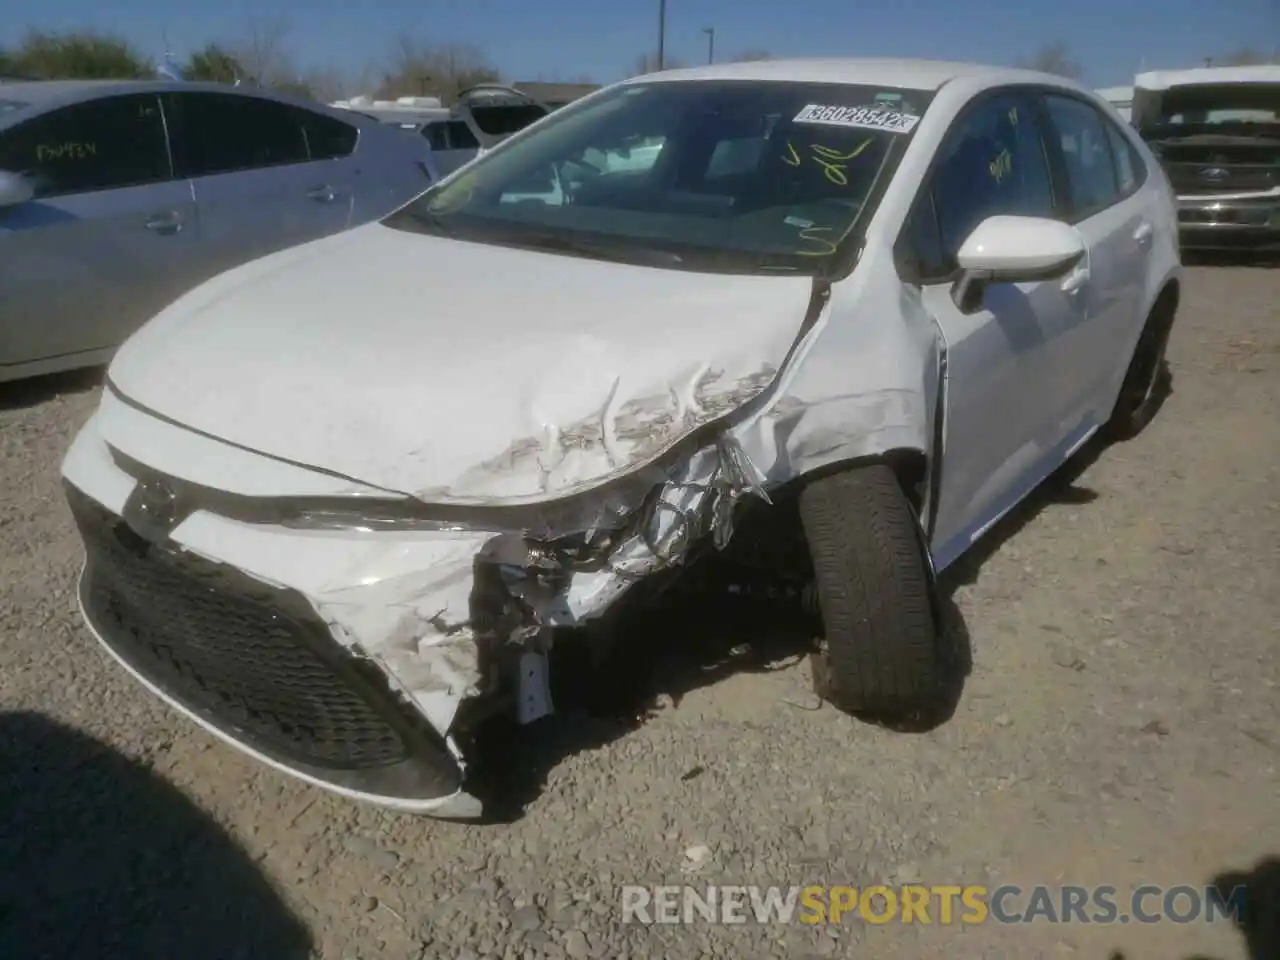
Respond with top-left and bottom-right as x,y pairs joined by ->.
108,441 -> 664,543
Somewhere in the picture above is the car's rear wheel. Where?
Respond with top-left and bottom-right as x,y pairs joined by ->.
1107,295 -> 1177,440
798,463 -> 947,719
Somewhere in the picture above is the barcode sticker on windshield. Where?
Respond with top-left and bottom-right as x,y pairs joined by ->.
793,104 -> 921,133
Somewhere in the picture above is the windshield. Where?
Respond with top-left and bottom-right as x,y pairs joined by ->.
383,80 -> 930,274
1142,84 -> 1280,133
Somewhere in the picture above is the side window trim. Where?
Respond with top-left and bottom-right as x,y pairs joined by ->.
1025,92 -> 1073,221
156,94 -> 179,182
894,85 -> 1054,286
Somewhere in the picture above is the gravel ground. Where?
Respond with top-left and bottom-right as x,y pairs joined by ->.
2,265 -> 1277,960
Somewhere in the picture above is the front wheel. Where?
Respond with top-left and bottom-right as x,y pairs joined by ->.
1107,300 -> 1176,440
798,464 -> 948,719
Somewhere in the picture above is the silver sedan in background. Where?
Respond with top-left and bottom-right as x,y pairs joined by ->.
0,79 -> 436,383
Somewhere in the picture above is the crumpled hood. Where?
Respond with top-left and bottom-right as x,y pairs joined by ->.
108,222 -> 816,502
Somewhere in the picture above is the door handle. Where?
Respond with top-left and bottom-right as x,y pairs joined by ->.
307,184 -> 337,202
1133,221 -> 1154,245
144,210 -> 183,234
1061,265 -> 1090,294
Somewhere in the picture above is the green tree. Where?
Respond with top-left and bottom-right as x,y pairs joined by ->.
182,43 -> 243,84
3,29 -> 150,79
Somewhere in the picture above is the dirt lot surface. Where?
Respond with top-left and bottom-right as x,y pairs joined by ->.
2,265 -> 1277,960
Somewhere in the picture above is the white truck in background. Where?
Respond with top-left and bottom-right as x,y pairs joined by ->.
333,86 -> 555,179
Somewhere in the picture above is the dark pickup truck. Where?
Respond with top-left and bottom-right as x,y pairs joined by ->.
1132,67 -> 1280,253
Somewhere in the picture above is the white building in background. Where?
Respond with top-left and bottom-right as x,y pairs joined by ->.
1095,85 -> 1134,120
331,95 -> 450,127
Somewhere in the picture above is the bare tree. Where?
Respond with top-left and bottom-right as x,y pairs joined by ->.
375,36 -> 500,102
297,66 -> 351,103
228,14 -> 300,87
344,59 -> 385,99
731,48 -> 773,62
1017,41 -> 1082,79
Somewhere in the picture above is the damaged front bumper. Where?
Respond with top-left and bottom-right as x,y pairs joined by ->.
61,411 -> 766,818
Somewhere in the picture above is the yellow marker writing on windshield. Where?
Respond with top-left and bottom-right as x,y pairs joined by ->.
796,225 -> 838,256
782,138 -> 873,186
811,140 -> 872,162
811,138 -> 872,185
36,142 -> 97,162
989,148 -> 1012,184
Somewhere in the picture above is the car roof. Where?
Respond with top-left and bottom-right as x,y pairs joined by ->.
626,57 -> 1077,93
0,78 -> 375,128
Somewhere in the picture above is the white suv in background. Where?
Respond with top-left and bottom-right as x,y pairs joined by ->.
421,85 -> 554,177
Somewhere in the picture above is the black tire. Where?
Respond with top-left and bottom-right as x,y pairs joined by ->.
1106,299 -> 1176,440
798,463 -> 945,719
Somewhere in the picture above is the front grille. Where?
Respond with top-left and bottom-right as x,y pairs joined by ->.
69,485 -> 411,770
1166,162 -> 1276,195
1179,205 -> 1271,226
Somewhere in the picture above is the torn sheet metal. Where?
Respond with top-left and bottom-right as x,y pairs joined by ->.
727,254 -> 940,484
305,442 -> 736,747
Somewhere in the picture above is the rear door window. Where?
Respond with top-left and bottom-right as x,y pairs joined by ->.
301,109 -> 358,160
422,122 -> 450,150
0,94 -> 170,197
1103,119 -> 1146,197
1042,94 -> 1121,218
168,92 -> 310,177
446,121 -> 479,150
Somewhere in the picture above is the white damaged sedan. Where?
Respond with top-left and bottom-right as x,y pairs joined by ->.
62,58 -> 1180,818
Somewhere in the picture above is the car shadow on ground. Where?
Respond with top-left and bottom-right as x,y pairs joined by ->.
468,428 -> 1145,822
1106,855 -> 1280,960
468,406 -> 1190,822
0,711 -> 313,959
0,366 -> 104,412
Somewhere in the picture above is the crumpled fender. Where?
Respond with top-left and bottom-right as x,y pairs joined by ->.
301,247 -> 943,778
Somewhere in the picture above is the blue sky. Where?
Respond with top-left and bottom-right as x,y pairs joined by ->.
5,0 -> 1277,89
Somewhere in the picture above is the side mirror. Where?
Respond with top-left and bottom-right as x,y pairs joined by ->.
951,215 -> 1085,311
0,170 -> 34,209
